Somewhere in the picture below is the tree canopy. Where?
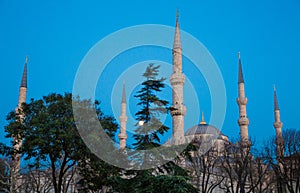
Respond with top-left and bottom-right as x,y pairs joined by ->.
1,93 -> 119,193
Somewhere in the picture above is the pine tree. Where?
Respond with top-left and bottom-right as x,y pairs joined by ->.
133,63 -> 170,151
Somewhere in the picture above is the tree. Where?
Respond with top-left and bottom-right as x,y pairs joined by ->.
1,93 -> 119,193
0,158 -> 10,192
219,140 -> 272,193
249,157 -> 275,193
108,170 -> 198,193
18,161 -> 52,193
185,138 -> 225,193
133,63 -> 170,151
77,148 -> 122,193
73,98 -> 123,193
0,157 -> 26,193
264,128 -> 300,193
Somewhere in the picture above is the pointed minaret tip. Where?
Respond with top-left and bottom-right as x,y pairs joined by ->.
274,85 -> 279,110
176,9 -> 179,22
20,56 -> 28,88
173,9 -> 182,50
122,82 -> 126,103
238,52 -> 244,84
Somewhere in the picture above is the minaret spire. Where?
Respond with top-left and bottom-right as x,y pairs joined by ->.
119,83 -> 128,149
12,56 -> 28,176
170,10 -> 186,144
17,55 -> 28,111
173,9 -> 182,51
20,56 -> 28,88
236,52 -> 250,145
122,81 -> 126,103
238,52 -> 244,84
273,85 -> 284,158
274,85 -> 279,110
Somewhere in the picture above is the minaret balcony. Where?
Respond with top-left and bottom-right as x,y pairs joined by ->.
118,133 -> 127,140
119,116 -> 128,122
236,97 -> 248,105
172,48 -> 182,54
275,137 -> 284,144
171,105 -> 186,116
273,122 -> 283,128
170,73 -> 185,85
240,140 -> 252,148
238,117 -> 249,125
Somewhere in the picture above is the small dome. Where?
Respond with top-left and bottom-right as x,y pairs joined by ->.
185,112 -> 227,140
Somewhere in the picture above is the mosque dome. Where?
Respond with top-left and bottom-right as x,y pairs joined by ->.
185,123 -> 224,137
184,112 -> 228,142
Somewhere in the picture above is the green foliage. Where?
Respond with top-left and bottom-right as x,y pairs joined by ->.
77,151 -> 122,192
133,63 -> 170,150
108,170 -> 198,193
1,93 -> 119,193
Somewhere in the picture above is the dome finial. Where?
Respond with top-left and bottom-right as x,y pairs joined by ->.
200,111 -> 206,124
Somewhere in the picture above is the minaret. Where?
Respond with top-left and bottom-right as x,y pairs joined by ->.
273,85 -> 284,158
170,10 -> 186,144
13,56 -> 28,174
118,83 -> 128,149
236,52 -> 250,145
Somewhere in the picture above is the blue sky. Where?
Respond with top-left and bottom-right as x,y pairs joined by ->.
0,0 -> 300,148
